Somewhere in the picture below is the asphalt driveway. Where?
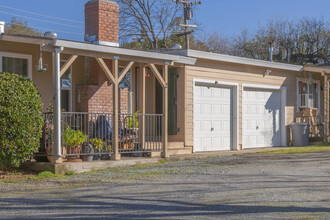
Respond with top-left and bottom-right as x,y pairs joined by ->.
0,152 -> 329,219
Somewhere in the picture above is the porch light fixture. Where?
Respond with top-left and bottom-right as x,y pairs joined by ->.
264,69 -> 272,77
35,44 -> 48,72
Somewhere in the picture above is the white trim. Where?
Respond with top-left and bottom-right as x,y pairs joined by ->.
0,35 -> 196,65
53,39 -> 197,65
296,77 -> 321,113
0,51 -> 32,79
167,49 -> 303,72
192,78 -> 239,152
242,84 -> 287,147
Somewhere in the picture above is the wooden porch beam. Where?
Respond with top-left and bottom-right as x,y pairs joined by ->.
148,63 -> 166,88
60,55 -> 78,77
95,57 -> 116,84
118,61 -> 134,83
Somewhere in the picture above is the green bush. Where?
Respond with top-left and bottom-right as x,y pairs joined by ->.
0,72 -> 43,169
62,126 -> 87,147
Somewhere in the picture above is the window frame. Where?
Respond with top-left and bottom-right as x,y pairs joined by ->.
60,60 -> 72,112
0,51 -> 32,79
296,77 -> 320,112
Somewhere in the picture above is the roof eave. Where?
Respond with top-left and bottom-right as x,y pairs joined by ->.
167,49 -> 304,72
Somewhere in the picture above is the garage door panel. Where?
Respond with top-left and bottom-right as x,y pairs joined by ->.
194,84 -> 232,152
243,88 -> 281,149
213,104 -> 222,114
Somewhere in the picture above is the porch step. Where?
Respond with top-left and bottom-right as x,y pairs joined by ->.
168,147 -> 193,156
168,142 -> 185,149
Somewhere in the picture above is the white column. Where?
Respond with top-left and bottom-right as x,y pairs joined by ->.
53,47 -> 63,162
0,21 -> 5,34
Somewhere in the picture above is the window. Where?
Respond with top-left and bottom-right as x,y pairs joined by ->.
0,52 -> 32,79
297,78 -> 320,110
60,61 -> 72,112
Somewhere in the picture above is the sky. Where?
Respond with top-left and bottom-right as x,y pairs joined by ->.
0,0 -> 329,42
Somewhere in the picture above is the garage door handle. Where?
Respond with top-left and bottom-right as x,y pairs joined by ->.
211,128 -> 214,131
256,126 -> 259,130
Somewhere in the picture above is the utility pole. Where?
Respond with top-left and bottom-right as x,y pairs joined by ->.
173,0 -> 201,49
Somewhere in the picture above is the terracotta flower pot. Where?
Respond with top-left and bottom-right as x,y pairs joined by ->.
66,145 -> 82,162
46,146 -> 66,163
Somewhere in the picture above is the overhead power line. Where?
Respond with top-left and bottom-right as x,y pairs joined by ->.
5,21 -> 83,35
0,10 -> 84,29
0,3 -> 84,24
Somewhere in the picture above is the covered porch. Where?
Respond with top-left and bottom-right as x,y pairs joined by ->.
0,35 -> 196,163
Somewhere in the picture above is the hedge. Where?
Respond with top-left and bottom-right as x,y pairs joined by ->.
0,72 -> 43,169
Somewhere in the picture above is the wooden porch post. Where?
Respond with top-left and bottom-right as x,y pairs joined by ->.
162,64 -> 169,158
141,64 -> 146,149
112,58 -> 121,160
323,72 -> 329,142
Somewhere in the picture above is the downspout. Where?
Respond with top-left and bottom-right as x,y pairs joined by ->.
53,46 -> 64,162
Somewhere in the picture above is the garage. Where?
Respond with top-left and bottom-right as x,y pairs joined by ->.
193,81 -> 238,152
242,85 -> 285,149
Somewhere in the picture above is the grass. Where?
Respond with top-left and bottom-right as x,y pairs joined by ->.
258,143 -> 330,154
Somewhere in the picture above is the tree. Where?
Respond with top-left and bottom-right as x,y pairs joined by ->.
116,0 -> 182,50
232,17 -> 329,66
4,17 -> 42,36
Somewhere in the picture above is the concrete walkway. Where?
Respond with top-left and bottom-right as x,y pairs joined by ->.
23,147 -> 295,174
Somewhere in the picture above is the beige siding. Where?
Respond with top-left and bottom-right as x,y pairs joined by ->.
0,41 -> 85,112
184,59 -> 300,148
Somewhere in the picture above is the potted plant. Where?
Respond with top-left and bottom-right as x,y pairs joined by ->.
126,110 -> 140,133
81,142 -> 94,162
102,142 -> 112,160
62,126 -> 87,162
90,138 -> 103,160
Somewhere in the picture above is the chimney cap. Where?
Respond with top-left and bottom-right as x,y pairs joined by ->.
86,0 -> 118,4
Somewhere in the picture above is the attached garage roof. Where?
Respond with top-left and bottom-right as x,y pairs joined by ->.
165,49 -> 304,72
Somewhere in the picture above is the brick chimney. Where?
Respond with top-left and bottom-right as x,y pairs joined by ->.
76,0 -> 128,114
85,0 -> 119,47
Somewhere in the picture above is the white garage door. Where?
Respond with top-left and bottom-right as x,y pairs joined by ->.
194,83 -> 232,152
243,88 -> 281,149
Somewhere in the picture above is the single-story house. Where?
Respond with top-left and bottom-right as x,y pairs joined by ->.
0,0 -> 329,163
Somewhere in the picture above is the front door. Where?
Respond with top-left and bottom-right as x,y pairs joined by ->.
155,67 -> 178,135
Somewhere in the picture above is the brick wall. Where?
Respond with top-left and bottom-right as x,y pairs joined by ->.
76,83 -> 128,114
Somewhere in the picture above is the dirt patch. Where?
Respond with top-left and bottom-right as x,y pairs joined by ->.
0,169 -> 37,181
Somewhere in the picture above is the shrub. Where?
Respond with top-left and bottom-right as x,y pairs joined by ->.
62,126 -> 87,147
0,73 -> 43,169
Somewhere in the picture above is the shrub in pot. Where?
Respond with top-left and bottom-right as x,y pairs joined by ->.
62,126 -> 87,162
90,138 -> 103,160
81,142 -> 94,162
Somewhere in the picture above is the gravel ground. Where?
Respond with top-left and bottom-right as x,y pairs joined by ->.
0,152 -> 329,219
